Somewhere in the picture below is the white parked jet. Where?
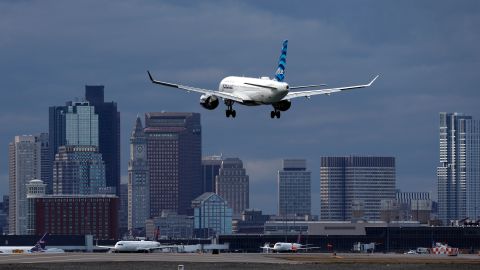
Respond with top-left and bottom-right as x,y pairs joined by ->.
148,40 -> 378,119
98,240 -> 169,253
0,233 -> 64,254
261,242 -> 319,253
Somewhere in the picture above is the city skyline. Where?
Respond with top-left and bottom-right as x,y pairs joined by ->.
1,1 -> 479,215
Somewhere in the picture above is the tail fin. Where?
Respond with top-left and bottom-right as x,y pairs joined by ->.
30,233 -> 48,252
274,40 -> 288,81
155,226 -> 160,241
297,231 -> 302,244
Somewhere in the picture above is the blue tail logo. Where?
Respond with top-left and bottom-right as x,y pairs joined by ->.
274,40 -> 288,81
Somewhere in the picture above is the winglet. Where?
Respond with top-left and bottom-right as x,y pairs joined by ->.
146,71 -> 179,88
367,75 -> 379,86
147,70 -> 154,82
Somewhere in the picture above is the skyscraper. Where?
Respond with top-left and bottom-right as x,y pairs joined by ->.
65,101 -> 98,146
49,86 -> 120,195
128,116 -> 150,232
278,159 -> 311,217
85,86 -> 121,196
437,112 -> 480,223
8,135 -> 45,234
52,145 -> 106,195
201,155 -> 223,194
320,156 -> 396,221
37,133 -> 51,192
215,158 -> 249,216
144,112 -> 202,216
49,101 -> 98,193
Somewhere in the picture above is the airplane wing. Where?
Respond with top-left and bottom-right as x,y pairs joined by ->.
297,246 -> 320,250
96,245 -> 116,251
147,71 -> 244,103
95,245 -> 116,252
282,75 -> 379,100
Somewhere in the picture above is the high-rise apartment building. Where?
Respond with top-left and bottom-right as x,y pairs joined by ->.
201,155 -> 223,194
8,135 -> 47,234
215,158 -> 249,216
52,145 -> 106,195
85,86 -> 121,195
144,112 -> 202,216
128,117 -> 150,232
320,156 -> 396,221
278,159 -> 311,217
437,112 -> 480,223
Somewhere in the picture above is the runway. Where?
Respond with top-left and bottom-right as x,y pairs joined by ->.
0,252 -> 289,265
0,253 -> 479,270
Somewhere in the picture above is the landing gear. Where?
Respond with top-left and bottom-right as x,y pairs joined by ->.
225,101 -> 236,118
226,109 -> 236,118
270,110 -> 281,119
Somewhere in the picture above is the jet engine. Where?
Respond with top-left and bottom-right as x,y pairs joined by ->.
272,100 -> 291,111
200,94 -> 219,110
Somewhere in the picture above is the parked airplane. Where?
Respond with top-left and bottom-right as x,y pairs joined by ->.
98,240 -> 171,253
0,233 -> 64,254
261,242 -> 319,253
100,240 -> 222,253
148,40 -> 378,119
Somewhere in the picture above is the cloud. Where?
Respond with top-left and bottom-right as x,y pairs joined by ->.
0,0 -> 479,214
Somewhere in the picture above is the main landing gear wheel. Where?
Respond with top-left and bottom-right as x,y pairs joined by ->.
226,109 -> 237,118
270,110 -> 281,119
225,104 -> 236,118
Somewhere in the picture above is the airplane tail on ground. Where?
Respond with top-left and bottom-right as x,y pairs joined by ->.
30,233 -> 48,252
155,226 -> 160,241
274,40 -> 288,82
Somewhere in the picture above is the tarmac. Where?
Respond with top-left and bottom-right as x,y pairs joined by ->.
0,252 -> 479,270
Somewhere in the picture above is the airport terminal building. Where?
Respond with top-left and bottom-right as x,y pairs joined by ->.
220,221 -> 480,252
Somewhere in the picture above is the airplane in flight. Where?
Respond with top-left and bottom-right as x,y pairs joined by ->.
0,233 -> 64,254
148,40 -> 378,119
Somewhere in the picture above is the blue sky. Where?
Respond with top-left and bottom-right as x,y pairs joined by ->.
1,0 -> 479,214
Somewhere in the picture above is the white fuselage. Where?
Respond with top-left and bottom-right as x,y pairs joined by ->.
219,76 -> 289,105
113,240 -> 161,252
273,242 -> 302,252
